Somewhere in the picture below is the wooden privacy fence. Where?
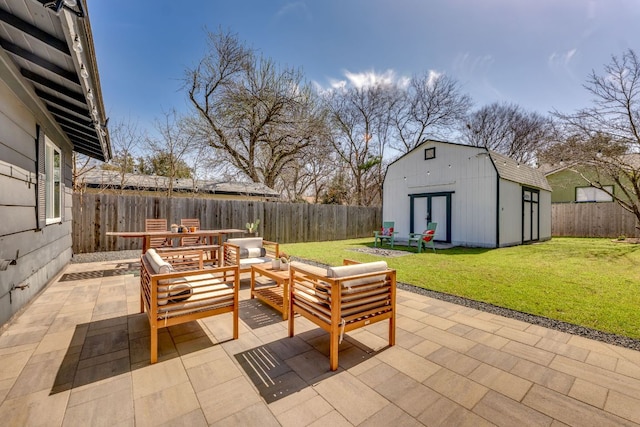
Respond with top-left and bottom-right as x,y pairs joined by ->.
72,194 -> 382,253
551,202 -> 639,238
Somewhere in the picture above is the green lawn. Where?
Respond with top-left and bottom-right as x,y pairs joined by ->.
280,237 -> 640,340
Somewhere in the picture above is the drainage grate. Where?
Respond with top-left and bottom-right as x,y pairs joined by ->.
60,263 -> 140,282
60,271 -> 105,281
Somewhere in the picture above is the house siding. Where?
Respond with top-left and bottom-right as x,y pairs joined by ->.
0,78 -> 73,327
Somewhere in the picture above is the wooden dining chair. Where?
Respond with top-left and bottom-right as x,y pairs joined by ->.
180,218 -> 203,246
145,218 -> 171,249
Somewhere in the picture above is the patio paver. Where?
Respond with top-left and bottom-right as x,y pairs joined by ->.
0,257 -> 639,426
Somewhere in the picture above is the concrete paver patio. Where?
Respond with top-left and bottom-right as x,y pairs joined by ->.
1,257 -> 640,426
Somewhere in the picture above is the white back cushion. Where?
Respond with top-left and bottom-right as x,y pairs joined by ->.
327,261 -> 388,289
145,249 -> 173,274
327,261 -> 387,278
227,237 -> 263,250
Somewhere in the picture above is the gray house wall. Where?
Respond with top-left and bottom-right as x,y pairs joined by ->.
0,78 -> 73,327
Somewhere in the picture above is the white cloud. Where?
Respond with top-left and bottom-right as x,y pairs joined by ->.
343,69 -> 398,88
548,49 -> 578,68
426,70 -> 442,87
453,53 -> 495,78
275,2 -> 312,21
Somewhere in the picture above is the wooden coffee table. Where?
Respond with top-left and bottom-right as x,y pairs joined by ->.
250,263 -> 290,320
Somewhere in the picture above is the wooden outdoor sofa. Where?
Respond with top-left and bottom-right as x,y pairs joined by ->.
222,237 -> 279,273
288,259 -> 397,371
139,248 -> 239,363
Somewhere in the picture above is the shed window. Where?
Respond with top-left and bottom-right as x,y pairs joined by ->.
576,186 -> 613,202
45,137 -> 62,223
424,147 -> 436,160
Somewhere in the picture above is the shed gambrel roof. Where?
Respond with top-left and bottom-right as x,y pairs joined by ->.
389,139 -> 551,191
488,150 -> 552,191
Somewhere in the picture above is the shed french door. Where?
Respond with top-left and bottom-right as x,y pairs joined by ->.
409,192 -> 452,242
522,187 -> 539,243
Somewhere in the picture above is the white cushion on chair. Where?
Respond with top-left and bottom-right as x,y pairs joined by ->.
227,237 -> 263,250
327,261 -> 388,289
145,249 -> 173,274
327,261 -> 387,278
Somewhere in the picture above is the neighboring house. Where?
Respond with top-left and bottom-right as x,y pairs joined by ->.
0,1 -> 110,326
383,140 -> 552,248
78,170 -> 282,201
543,162 -> 630,204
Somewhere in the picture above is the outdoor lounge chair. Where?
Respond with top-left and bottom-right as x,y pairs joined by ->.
373,221 -> 397,248
408,222 -> 437,253
288,259 -> 396,371
223,237 -> 279,273
140,248 -> 239,363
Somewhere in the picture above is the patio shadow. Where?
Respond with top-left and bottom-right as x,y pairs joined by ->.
50,313 -> 214,394
235,331 -> 389,403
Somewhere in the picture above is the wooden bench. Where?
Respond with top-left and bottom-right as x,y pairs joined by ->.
288,259 -> 396,371
156,244 -> 221,266
140,248 -> 239,363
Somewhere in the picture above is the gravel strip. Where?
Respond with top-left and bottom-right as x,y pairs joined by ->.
71,250 -> 142,263
72,251 -> 640,352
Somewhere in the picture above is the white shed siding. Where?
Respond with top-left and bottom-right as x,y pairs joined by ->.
384,142 -> 499,247
539,190 -> 552,241
498,179 -> 524,246
384,140 -> 552,248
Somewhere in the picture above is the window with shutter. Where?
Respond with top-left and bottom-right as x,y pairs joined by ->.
36,126 -> 63,228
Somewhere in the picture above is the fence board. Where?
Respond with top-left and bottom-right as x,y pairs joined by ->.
72,194 -> 382,253
551,203 -> 639,238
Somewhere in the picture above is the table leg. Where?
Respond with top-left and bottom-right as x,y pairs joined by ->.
250,267 -> 256,299
282,279 -> 289,321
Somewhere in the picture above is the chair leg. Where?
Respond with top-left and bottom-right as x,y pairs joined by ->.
150,326 -> 158,364
330,330 -> 339,371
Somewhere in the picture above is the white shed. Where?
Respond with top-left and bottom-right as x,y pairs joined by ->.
383,140 -> 552,248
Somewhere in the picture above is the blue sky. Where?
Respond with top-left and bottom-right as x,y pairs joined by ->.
89,0 -> 640,139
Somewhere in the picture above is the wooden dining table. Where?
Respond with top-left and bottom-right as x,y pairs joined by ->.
106,228 -> 246,253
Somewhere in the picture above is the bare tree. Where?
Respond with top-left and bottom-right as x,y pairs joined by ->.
326,81 -> 397,206
99,117 -> 143,194
551,49 -> 640,226
278,139 -> 338,202
72,152 -> 98,193
146,109 -> 196,197
462,102 -> 555,165
184,29 -> 329,190
392,72 -> 472,154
